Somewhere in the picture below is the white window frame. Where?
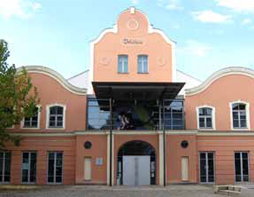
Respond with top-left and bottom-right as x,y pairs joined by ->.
118,55 -> 128,73
21,151 -> 37,184
229,100 -> 250,130
234,151 -> 250,183
21,105 -> 41,129
196,105 -> 216,130
138,55 -> 148,73
46,104 -> 66,130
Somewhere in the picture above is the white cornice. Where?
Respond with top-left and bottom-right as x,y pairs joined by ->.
185,67 -> 254,96
17,66 -> 87,95
9,130 -> 254,137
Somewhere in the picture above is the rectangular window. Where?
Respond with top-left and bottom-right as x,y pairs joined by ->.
198,108 -> 213,129
235,152 -> 249,182
0,151 -> 11,183
22,152 -> 37,183
48,106 -> 64,128
48,152 -> 63,184
138,55 -> 148,73
118,55 -> 128,73
84,157 -> 92,180
232,103 -> 247,129
23,107 -> 39,128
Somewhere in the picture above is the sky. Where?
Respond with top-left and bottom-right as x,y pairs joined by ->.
0,0 -> 254,81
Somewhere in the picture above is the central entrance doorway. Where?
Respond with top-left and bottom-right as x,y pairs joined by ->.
117,140 -> 156,186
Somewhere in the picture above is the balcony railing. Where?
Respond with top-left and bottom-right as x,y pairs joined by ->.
87,97 -> 185,131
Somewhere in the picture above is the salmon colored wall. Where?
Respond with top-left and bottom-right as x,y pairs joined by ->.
197,136 -> 254,184
186,74 -> 254,131
93,9 -> 173,83
11,73 -> 87,132
5,136 -> 76,185
114,135 -> 159,185
166,135 -> 198,183
75,135 -> 108,184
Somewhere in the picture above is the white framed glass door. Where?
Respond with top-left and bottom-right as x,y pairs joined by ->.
199,152 -> 215,183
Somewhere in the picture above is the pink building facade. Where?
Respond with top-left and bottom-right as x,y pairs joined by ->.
1,7 -> 254,186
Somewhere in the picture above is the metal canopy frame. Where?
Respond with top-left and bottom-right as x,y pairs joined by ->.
92,82 -> 185,101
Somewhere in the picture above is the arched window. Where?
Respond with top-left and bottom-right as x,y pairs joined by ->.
197,106 -> 215,130
231,102 -> 249,129
46,104 -> 66,129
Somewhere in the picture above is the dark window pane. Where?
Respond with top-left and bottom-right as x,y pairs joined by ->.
233,120 -> 239,128
57,107 -> 63,115
242,153 -> 248,159
199,108 -> 204,115
206,118 -> 212,128
50,107 -> 57,114
240,119 -> 247,128
233,112 -> 238,119
200,153 -> 206,160
208,176 -> 214,182
57,116 -> 63,121
57,121 -> 63,127
232,103 -> 239,110
199,118 -> 205,128
239,104 -> 246,110
56,167 -> 62,176
48,176 -> 54,183
56,176 -> 62,183
235,153 -> 241,181
22,170 -> 28,182
206,108 -> 212,115
236,175 -> 241,182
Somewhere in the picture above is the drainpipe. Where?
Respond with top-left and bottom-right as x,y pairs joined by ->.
163,99 -> 166,186
109,98 -> 113,186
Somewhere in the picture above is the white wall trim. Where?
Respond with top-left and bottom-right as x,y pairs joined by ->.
17,66 -> 87,95
21,105 -> 41,130
229,100 -> 250,131
196,105 -> 216,130
46,104 -> 67,130
186,67 -> 254,96
89,7 -> 177,93
159,133 -> 164,186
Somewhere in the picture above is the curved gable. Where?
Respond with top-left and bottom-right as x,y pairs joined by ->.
186,67 -> 254,96
17,66 -> 87,95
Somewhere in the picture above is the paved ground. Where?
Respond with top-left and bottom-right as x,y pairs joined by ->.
0,185 -> 253,197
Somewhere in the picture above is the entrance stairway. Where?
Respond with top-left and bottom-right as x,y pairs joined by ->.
214,185 -> 241,196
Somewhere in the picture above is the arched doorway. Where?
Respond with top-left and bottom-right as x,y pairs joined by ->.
117,140 -> 156,186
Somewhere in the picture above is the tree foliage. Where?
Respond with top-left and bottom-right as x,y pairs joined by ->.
0,39 -> 39,148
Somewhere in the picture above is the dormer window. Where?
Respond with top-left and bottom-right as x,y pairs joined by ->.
118,55 -> 128,73
138,55 -> 148,73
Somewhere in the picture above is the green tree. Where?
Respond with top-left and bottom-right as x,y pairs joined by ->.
0,39 -> 39,148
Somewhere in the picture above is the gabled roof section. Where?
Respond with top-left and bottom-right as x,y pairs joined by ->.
17,66 -> 87,95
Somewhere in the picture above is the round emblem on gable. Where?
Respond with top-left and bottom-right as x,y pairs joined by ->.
99,57 -> 111,66
127,19 -> 139,31
157,57 -> 165,66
